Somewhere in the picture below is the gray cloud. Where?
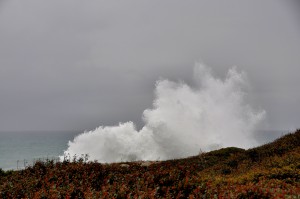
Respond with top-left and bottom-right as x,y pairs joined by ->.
0,0 -> 299,136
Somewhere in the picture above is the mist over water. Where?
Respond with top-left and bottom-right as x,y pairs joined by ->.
63,63 -> 265,162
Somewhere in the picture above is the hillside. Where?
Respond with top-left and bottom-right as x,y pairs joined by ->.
0,130 -> 299,198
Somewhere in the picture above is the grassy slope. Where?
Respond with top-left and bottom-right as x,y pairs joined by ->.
0,130 -> 299,198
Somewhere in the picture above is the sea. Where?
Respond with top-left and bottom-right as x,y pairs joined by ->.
0,131 -> 80,170
0,130 -> 290,171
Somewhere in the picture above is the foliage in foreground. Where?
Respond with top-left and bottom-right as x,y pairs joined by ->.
0,130 -> 300,198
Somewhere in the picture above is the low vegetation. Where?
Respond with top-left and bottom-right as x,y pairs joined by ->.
0,130 -> 299,198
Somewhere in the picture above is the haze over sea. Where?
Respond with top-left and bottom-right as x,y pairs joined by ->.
0,130 -> 287,170
0,131 -> 79,170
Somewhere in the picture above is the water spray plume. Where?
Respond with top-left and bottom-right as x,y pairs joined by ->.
62,63 -> 265,162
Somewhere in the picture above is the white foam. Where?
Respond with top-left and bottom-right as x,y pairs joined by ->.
62,63 -> 265,162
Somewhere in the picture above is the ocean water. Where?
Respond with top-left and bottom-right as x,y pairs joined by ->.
0,131 -> 80,170
0,130 -> 289,171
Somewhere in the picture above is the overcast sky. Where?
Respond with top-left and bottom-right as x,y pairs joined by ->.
0,0 -> 299,133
